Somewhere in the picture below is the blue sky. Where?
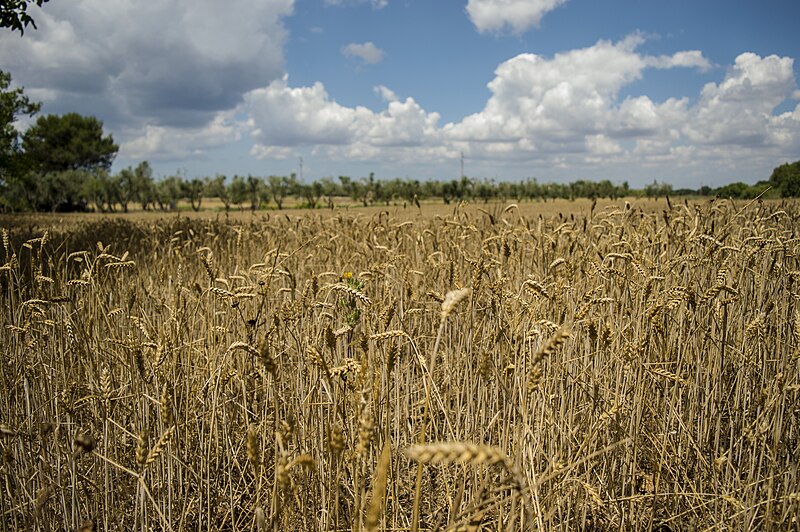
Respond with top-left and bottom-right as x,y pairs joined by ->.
2,0 -> 799,187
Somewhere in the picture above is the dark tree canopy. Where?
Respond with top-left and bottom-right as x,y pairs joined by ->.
1,0 -> 49,35
0,69 -> 40,178
22,113 -> 119,174
769,160 -> 800,198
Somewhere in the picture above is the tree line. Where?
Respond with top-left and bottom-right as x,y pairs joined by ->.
5,165 -> 797,214
3,68 -> 800,212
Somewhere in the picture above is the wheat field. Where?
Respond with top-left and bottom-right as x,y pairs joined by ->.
1,198 -> 798,531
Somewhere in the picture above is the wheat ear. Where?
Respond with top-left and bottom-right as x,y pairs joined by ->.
365,441 -> 392,531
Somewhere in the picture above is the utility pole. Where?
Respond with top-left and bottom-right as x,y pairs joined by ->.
460,151 -> 464,179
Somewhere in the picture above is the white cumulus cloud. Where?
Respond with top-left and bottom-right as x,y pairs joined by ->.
375,85 -> 399,102
443,34 -> 694,148
245,76 -> 363,147
683,52 -> 797,147
441,37 -> 799,175
239,36 -> 799,182
243,78 -> 442,159
466,0 -> 568,34
647,50 -> 712,71
342,42 -> 385,64
586,134 -> 622,155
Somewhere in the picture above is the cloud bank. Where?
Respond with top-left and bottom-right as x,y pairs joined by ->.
0,0 -> 293,157
243,36 -> 799,178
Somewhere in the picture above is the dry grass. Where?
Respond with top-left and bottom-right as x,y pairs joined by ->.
1,197 -> 799,530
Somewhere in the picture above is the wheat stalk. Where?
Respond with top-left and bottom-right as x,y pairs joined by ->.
365,441 -> 392,532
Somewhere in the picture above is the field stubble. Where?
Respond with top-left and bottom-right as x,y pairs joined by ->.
0,197 -> 799,530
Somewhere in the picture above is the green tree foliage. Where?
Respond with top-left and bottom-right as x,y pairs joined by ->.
228,175 -> 248,209
296,179 -> 323,209
37,169 -> 92,211
114,167 -> 135,212
0,69 -> 40,185
643,180 -> 673,200
246,175 -> 268,211
769,160 -> 800,197
338,175 -> 357,203
356,173 -> 376,206
6,167 -> 94,211
712,181 -> 772,200
318,176 -> 338,209
111,164 -> 149,210
22,113 -> 118,174
155,176 -> 182,211
182,178 -> 205,211
205,174 -> 231,211
1,0 -> 49,35
376,177 -> 420,207
268,174 -> 293,209
133,161 -> 155,210
83,169 -> 116,212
